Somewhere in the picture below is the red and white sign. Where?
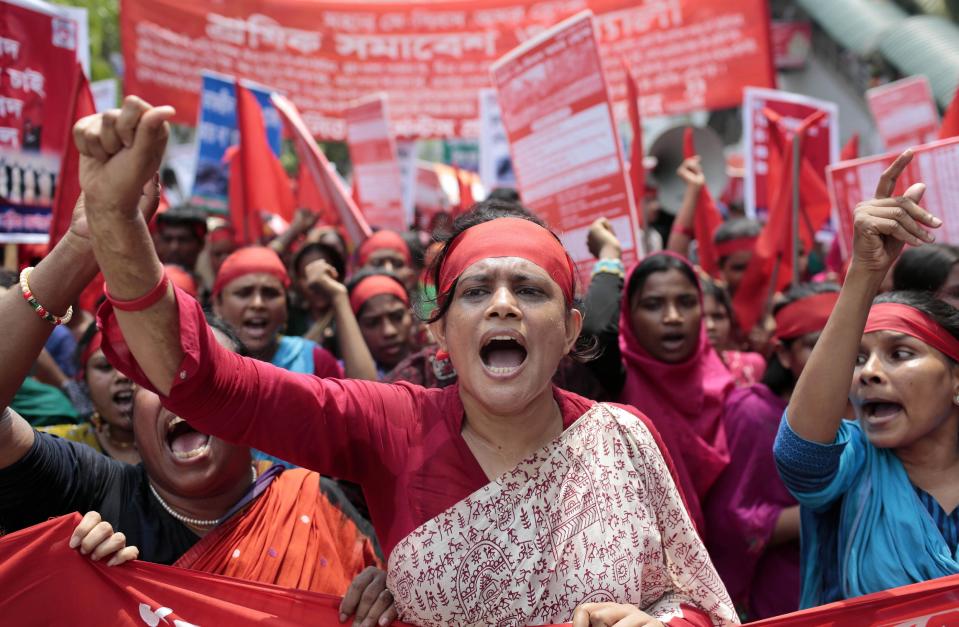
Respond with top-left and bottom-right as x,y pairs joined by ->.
491,11 -> 642,281
770,21 -> 812,70
345,94 -> 406,231
866,76 -> 940,153
743,87 -> 839,218
119,0 -> 774,140
827,136 -> 959,260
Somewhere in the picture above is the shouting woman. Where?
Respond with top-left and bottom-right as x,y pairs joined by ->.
75,97 -> 735,627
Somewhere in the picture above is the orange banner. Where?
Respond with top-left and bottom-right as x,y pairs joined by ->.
119,0 -> 774,139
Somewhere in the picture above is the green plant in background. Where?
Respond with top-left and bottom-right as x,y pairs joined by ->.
51,0 -> 120,82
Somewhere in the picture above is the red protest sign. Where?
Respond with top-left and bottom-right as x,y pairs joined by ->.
770,21 -> 812,70
119,0 -> 773,140
491,11 -> 642,282
743,87 -> 839,218
0,0 -> 84,243
827,137 -> 959,261
866,76 -> 940,153
345,94 -> 407,231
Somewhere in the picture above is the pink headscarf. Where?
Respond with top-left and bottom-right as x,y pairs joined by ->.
617,251 -> 732,533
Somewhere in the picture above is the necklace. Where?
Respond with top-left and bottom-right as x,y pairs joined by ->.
149,466 -> 257,528
92,413 -> 135,450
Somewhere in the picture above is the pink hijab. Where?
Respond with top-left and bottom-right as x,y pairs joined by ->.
618,251 -> 732,534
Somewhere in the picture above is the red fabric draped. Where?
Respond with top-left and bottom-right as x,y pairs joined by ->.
683,127 -> 723,277
232,85 -> 295,245
617,252 -> 732,534
175,468 -> 379,594
733,108 -> 832,333
49,62 -> 96,249
840,133 -> 860,161
623,60 -> 645,229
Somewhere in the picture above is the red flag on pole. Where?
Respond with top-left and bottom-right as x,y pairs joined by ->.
940,83 -> 959,140
683,127 -> 724,277
840,133 -> 860,161
271,94 -> 372,247
49,62 -> 96,249
733,109 -> 831,333
232,84 -> 295,245
623,60 -> 645,229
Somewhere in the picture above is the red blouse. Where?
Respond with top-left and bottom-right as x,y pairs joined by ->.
98,287 -> 685,559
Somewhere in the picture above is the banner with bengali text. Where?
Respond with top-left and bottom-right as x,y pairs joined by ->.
119,0 -> 774,140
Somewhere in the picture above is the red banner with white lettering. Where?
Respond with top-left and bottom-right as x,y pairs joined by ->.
119,0 -> 774,140
826,136 -> 959,262
742,87 -> 839,218
491,11 -> 643,283
866,76 -> 940,153
345,94 -> 407,231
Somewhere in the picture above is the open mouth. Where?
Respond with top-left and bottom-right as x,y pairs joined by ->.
480,334 -> 528,376
242,317 -> 269,340
112,389 -> 134,416
165,416 -> 211,460
860,400 -> 904,423
660,332 -> 687,352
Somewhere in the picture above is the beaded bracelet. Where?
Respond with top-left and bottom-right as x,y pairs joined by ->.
19,267 -> 73,326
591,258 -> 625,279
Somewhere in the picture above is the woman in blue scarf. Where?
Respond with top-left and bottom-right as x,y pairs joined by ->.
774,150 -> 959,607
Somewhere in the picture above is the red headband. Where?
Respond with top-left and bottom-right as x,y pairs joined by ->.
358,230 -> 411,267
438,217 -> 575,303
80,330 -> 103,374
209,227 -> 236,245
350,275 -> 409,315
213,246 -> 290,298
774,292 -> 839,340
716,237 -> 757,258
864,303 -> 959,362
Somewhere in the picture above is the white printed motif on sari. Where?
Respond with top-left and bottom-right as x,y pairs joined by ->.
387,404 -> 738,626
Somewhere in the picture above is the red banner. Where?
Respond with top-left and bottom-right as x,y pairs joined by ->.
826,136 -> 959,261
866,76 -> 941,153
345,94 -> 407,231
491,11 -> 642,283
119,0 -> 774,140
742,87 -> 839,218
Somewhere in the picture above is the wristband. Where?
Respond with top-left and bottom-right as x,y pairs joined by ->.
591,258 -> 625,279
19,267 -> 73,326
105,273 -> 170,312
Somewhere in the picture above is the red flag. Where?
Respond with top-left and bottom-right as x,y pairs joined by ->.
623,60 -> 645,228
733,109 -> 832,333
271,94 -> 371,247
232,84 -> 295,245
49,62 -> 96,249
940,83 -> 959,140
840,133 -> 860,161
683,127 -> 724,277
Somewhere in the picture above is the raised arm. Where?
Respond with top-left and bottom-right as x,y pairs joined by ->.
76,96 -> 181,395
787,151 -> 940,443
665,156 -> 705,256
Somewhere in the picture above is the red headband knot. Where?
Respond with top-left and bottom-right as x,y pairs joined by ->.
80,330 -> 103,374
358,230 -> 411,268
716,236 -> 757,259
864,302 -> 959,362
349,275 -> 410,315
213,247 -> 290,298
774,292 -> 839,340
438,217 -> 575,304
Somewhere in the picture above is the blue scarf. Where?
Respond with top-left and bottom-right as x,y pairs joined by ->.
270,335 -> 316,375
800,421 -> 959,607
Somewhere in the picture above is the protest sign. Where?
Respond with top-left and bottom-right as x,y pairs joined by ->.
491,11 -> 642,281
478,88 -> 515,191
90,78 -> 117,112
345,94 -> 407,231
770,21 -> 812,70
743,87 -> 839,219
120,0 -> 773,140
0,0 -> 87,243
827,136 -> 959,260
191,72 -> 283,214
866,76 -> 940,153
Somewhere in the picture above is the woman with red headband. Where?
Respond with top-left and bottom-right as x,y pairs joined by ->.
775,151 -> 959,607
76,98 -> 735,627
347,270 -> 414,376
704,283 -> 839,619
356,230 -> 415,291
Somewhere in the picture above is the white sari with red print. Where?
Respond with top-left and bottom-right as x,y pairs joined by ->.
386,403 -> 737,626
